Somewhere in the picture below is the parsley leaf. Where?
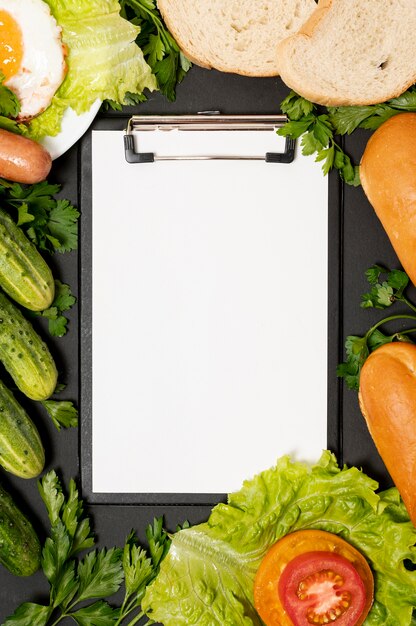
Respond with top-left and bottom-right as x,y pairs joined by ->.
123,532 -> 154,602
120,0 -> 192,101
338,266 -> 416,389
329,86 -> 416,137
76,549 -> 124,603
4,472 -> 172,626
146,517 -> 171,571
2,603 -> 52,626
278,91 -> 360,186
0,71 -> 20,119
279,87 -> 416,186
36,281 -> 76,338
41,399 -> 79,431
70,601 -> 119,626
0,181 -> 80,254
361,266 -> 410,309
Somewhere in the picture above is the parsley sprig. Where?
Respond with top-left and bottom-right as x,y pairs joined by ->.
278,91 -> 360,186
36,280 -> 77,338
4,472 -> 174,626
0,180 -> 79,254
279,87 -> 416,186
119,0 -> 192,102
0,71 -> 26,135
337,266 -> 416,390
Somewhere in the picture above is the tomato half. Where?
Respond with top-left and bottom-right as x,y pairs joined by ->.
253,530 -> 374,626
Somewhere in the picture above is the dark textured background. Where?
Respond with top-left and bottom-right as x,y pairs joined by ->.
0,67 -> 398,623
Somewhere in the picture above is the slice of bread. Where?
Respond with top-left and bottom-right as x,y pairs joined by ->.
277,0 -> 416,106
157,0 -> 317,77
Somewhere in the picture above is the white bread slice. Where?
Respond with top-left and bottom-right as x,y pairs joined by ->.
157,0 -> 317,77
277,0 -> 416,106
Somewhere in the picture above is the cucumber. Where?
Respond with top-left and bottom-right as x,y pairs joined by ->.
0,481 -> 41,576
0,291 -> 57,400
0,380 -> 44,478
0,208 -> 54,311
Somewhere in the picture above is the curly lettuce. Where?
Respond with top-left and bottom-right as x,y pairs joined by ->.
143,451 -> 416,625
28,0 -> 156,139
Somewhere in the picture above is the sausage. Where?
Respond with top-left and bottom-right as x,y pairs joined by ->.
0,129 -> 52,184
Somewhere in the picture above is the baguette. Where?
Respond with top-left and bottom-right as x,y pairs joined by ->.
358,343 -> 416,526
156,0 -> 317,77
360,113 -> 416,287
277,0 -> 416,106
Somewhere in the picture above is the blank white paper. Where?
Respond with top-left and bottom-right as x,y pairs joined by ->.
91,129 -> 328,494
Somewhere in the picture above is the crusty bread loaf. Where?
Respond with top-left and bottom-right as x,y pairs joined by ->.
359,343 -> 416,526
360,113 -> 416,287
277,0 -> 416,105
157,0 -> 317,77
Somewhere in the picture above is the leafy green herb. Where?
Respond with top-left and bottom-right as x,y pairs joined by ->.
4,472 -> 172,626
338,266 -> 416,389
0,72 -> 27,135
279,87 -> 416,186
41,399 -> 78,431
36,281 -> 76,338
0,180 -> 80,254
279,91 -> 360,185
38,380 -> 79,432
119,0 -> 192,101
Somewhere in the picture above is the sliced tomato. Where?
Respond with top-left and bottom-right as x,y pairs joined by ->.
253,530 -> 374,626
278,551 -> 366,626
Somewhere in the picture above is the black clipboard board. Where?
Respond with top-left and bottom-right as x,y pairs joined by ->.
78,114 -> 343,506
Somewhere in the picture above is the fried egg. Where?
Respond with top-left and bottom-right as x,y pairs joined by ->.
0,0 -> 66,119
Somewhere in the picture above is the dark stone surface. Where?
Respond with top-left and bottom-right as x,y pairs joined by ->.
0,66 -> 395,623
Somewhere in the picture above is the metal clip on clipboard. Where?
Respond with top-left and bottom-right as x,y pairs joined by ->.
124,114 -> 295,164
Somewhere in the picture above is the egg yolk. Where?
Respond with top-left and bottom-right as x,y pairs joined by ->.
0,10 -> 23,80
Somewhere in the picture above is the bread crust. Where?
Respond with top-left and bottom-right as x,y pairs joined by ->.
359,343 -> 416,526
360,113 -> 416,287
277,0 -> 416,106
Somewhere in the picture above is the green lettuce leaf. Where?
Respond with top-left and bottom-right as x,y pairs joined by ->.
143,451 -> 416,625
28,0 -> 156,140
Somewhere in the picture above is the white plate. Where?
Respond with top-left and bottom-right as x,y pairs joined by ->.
41,99 -> 102,160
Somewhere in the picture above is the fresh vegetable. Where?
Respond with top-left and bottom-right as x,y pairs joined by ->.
0,378 -> 44,478
278,86 -> 416,185
119,0 -> 192,102
0,207 -> 54,311
143,451 -> 416,626
254,530 -> 373,626
337,265 -> 416,390
3,471 -> 174,625
5,454 -> 416,624
27,0 -> 157,141
0,179 -> 79,254
0,480 -> 41,577
0,291 -> 57,400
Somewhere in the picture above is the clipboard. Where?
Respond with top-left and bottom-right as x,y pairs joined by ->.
79,114 -> 342,505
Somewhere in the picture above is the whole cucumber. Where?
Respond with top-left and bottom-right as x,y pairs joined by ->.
0,481 -> 41,576
0,379 -> 44,478
0,292 -> 57,400
0,208 -> 54,311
